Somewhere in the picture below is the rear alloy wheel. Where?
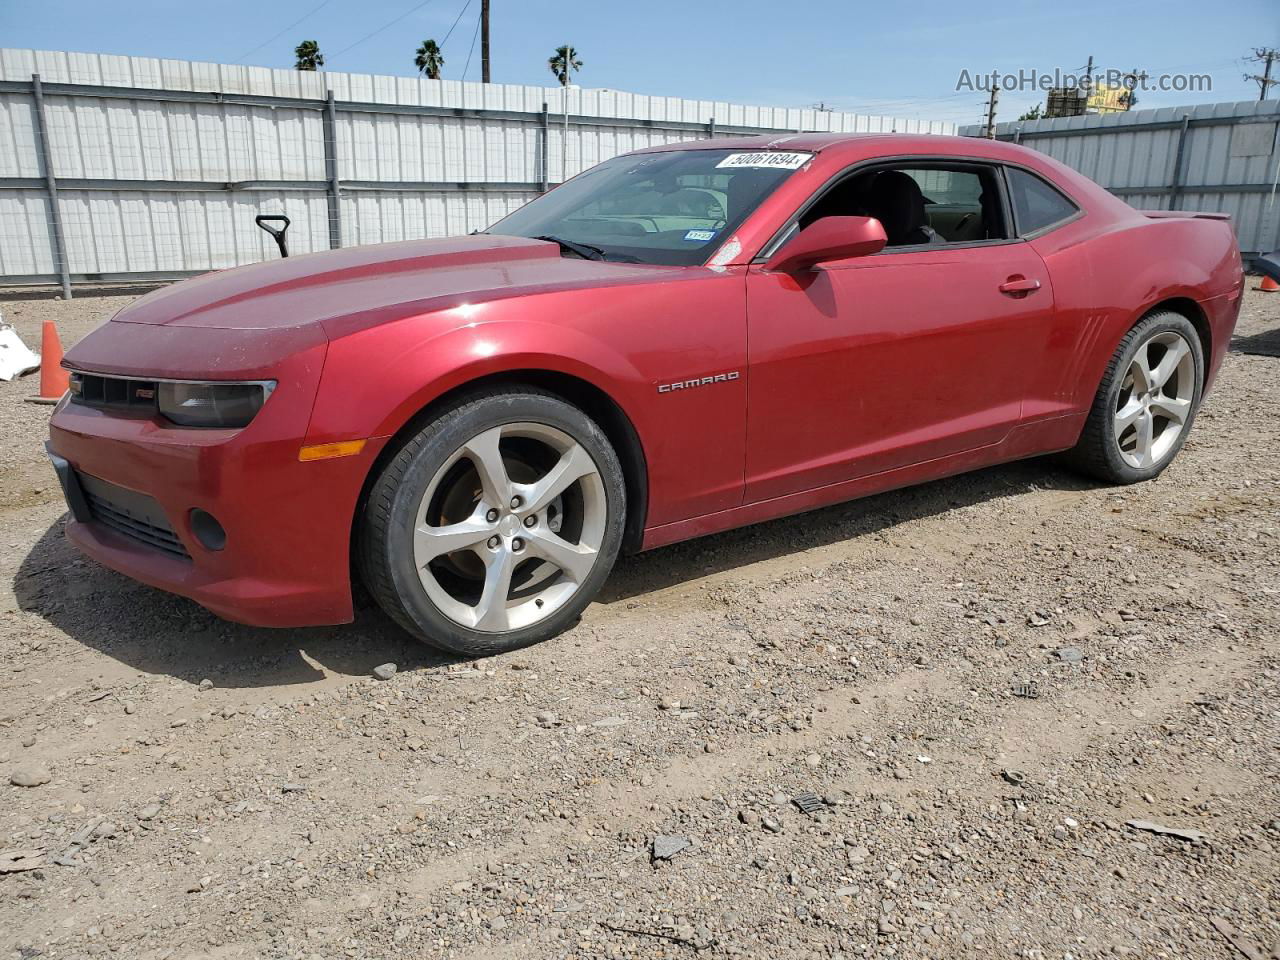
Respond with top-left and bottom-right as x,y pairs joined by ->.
1066,310 -> 1204,484
360,389 -> 625,656
1112,330 -> 1196,470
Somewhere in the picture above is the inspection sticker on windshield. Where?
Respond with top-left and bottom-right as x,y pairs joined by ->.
683,229 -> 718,243
715,151 -> 812,170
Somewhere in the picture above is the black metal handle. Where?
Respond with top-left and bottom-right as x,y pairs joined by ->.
255,214 -> 291,259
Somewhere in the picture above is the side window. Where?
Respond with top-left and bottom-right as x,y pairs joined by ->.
1006,168 -> 1079,236
903,168 -> 983,206
797,163 -> 1009,248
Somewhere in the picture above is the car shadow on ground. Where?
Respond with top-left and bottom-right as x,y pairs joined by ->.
13,522 -> 463,689
14,456 -> 1096,690
599,457 -> 1096,603
1230,327 -> 1280,358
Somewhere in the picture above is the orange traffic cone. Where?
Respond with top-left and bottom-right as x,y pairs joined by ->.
1257,274 -> 1280,293
26,320 -> 69,405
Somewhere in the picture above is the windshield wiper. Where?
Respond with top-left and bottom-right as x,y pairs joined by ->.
534,235 -> 607,261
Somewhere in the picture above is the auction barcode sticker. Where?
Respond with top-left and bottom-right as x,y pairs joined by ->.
715,151 -> 812,170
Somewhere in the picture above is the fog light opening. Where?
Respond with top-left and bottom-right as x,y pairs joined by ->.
190,509 -> 227,551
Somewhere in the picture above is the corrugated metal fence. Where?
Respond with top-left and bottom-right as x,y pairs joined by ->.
961,100 -> 1280,261
0,48 -> 954,294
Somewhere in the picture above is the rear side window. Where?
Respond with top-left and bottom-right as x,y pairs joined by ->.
1006,168 -> 1079,235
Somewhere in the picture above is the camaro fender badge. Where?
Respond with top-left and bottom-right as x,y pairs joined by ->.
657,371 -> 741,394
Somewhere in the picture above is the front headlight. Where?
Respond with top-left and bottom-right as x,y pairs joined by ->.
156,380 -> 276,428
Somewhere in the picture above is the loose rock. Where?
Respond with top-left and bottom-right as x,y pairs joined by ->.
651,835 -> 692,862
9,766 -> 51,788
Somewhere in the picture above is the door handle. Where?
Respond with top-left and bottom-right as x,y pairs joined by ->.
998,276 -> 1041,296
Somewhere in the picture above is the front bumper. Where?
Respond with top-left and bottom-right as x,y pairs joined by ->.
46,324 -> 382,629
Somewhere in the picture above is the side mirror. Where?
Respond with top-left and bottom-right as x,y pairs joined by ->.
764,216 -> 887,273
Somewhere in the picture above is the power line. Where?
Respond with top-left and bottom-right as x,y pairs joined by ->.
822,93 -> 975,114
439,0 -> 474,49
328,0 -> 439,61
462,3 -> 483,81
1147,56 -> 1240,74
822,91 -> 975,109
233,0 -> 336,64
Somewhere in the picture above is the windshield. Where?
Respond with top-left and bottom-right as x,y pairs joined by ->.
486,148 -> 812,266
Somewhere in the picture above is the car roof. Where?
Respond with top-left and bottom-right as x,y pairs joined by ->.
634,132 -> 1037,164
631,131 -> 1129,215
629,130 -> 1139,240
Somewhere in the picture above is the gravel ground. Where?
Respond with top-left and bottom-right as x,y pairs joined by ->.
0,285 -> 1277,960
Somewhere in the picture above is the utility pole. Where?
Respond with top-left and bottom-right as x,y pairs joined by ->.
1082,54 -> 1095,107
563,43 -> 571,183
1121,67 -> 1148,110
480,0 -> 491,83
984,85 -> 999,139
1245,47 -> 1279,101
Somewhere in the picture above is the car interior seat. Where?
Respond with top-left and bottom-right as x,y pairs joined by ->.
978,187 -> 1003,240
798,177 -> 868,231
864,170 -> 945,246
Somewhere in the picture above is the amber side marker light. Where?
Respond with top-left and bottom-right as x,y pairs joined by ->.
298,439 -> 367,462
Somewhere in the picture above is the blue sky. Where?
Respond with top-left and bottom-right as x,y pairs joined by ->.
3,0 -> 1277,124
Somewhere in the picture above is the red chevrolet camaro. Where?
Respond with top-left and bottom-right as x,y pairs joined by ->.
47,133 -> 1243,655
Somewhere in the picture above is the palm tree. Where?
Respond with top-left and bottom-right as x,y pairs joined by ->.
294,40 -> 324,72
415,39 -> 444,79
548,45 -> 582,86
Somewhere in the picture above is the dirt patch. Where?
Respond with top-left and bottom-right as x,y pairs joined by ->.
0,286 -> 1277,959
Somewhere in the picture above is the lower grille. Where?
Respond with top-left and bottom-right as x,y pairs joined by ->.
77,472 -> 190,560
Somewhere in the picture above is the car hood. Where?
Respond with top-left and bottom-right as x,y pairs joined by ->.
109,234 -> 677,333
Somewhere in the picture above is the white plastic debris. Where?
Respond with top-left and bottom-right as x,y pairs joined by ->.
0,320 -> 40,381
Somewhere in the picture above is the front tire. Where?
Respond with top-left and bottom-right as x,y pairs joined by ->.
359,388 -> 626,656
1066,310 -> 1204,484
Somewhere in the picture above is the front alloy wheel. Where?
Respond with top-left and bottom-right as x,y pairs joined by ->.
413,422 -> 606,633
360,389 -> 626,656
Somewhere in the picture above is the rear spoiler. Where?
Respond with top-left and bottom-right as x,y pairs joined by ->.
1142,210 -> 1278,281
1142,210 -> 1232,221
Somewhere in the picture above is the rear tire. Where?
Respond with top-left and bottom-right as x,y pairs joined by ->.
1065,310 -> 1204,484
359,388 -> 626,656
